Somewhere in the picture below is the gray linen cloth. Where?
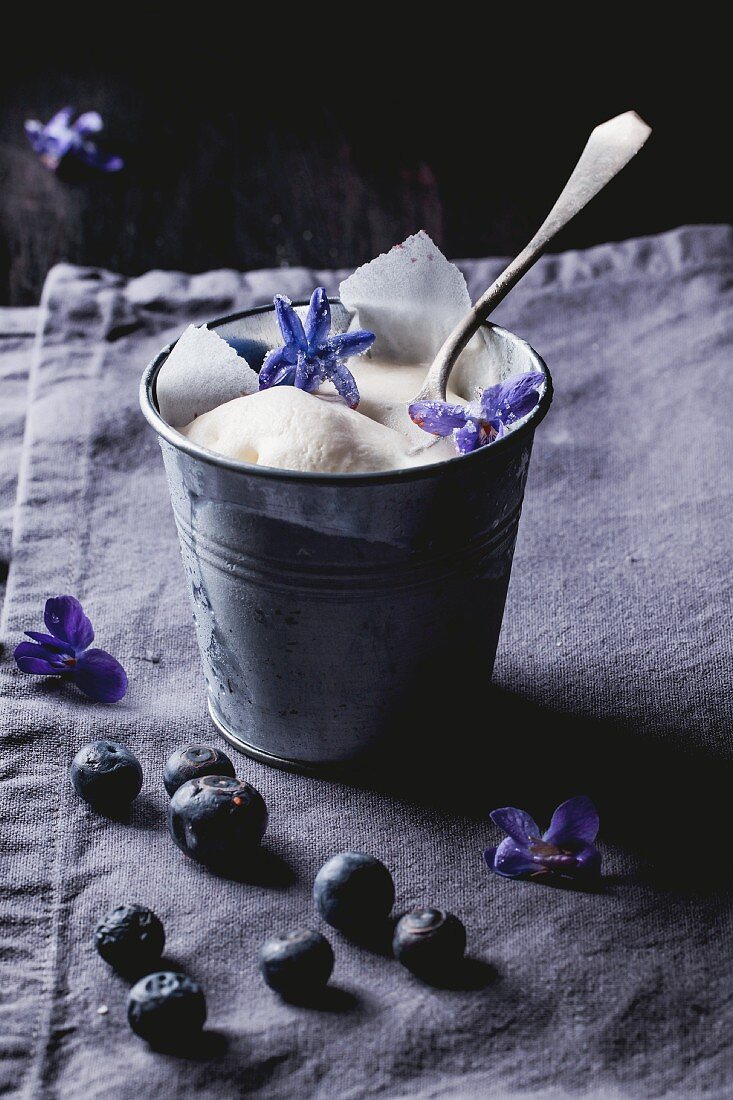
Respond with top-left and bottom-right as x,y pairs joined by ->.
0,307 -> 37,618
1,226 -> 732,1100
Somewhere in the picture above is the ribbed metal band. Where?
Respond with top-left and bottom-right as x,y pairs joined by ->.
172,503 -> 522,593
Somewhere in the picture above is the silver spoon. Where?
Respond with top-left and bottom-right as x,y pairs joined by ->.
410,110 -> 652,426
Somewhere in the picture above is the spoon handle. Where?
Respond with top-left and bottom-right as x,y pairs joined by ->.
415,111 -> 652,403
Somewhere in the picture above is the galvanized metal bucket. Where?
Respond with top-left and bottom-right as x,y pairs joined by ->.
140,302 -> 552,773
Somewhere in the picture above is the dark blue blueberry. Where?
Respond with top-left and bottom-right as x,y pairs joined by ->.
167,775 -> 268,872
313,852 -> 394,932
70,740 -> 142,809
163,744 -> 235,797
259,929 -> 334,1001
127,971 -> 206,1048
392,908 -> 466,978
94,904 -> 165,975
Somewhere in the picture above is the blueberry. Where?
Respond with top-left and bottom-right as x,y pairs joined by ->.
163,744 -> 235,797
259,930 -> 334,1001
127,971 -> 206,1048
70,740 -> 142,809
94,904 -> 165,975
392,908 -> 466,978
313,852 -> 394,932
167,775 -> 268,871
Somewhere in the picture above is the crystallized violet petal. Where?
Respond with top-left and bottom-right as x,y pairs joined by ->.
157,324 -> 260,428
339,231 -> 474,365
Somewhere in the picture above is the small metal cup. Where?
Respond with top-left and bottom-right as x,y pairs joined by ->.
140,302 -> 552,773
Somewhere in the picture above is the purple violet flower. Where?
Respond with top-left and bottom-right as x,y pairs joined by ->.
24,108 -> 124,173
409,371 -> 545,455
484,796 -> 601,882
259,288 -> 375,409
14,596 -> 128,703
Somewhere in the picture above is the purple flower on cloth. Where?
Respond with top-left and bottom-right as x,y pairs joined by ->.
409,372 -> 545,455
14,596 -> 128,703
258,288 -> 375,408
24,108 -> 124,173
484,796 -> 601,882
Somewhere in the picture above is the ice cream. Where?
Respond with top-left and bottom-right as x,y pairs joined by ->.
162,233 -> 529,474
182,385 -> 447,474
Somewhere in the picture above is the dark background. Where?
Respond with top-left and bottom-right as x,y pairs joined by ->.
0,36 -> 727,305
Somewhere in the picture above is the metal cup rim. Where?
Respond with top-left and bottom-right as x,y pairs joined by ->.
139,300 -> 553,485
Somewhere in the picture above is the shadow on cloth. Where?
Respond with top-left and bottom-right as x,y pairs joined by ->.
275,984 -> 362,1013
350,683 -> 733,900
401,958 -> 500,993
173,843 -> 297,889
150,1028 -> 229,1060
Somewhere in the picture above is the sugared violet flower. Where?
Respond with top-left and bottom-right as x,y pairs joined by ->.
409,372 -> 545,455
259,288 -> 374,408
25,108 -> 123,173
14,595 -> 128,703
484,796 -> 601,882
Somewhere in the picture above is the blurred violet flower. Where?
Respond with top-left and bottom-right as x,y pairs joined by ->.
259,288 -> 375,408
409,372 -> 545,455
14,596 -> 128,703
24,108 -> 123,173
484,796 -> 601,882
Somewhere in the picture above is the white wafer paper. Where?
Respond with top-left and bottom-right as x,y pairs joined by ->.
340,231 -> 479,367
157,324 -> 259,427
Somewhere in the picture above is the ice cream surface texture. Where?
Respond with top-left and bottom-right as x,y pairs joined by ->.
166,233 -> 519,473
182,386 -> 444,474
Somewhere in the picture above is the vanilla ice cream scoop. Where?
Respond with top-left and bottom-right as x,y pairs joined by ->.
181,385 -> 452,474
168,233 -> 501,473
